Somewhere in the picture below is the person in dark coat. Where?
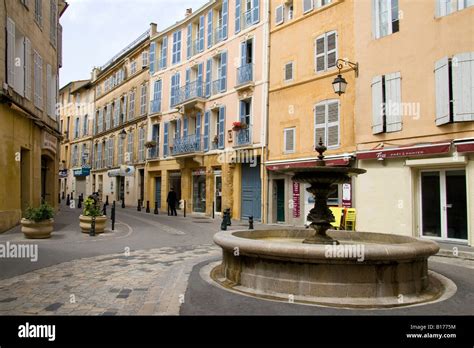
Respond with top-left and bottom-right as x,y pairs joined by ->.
167,187 -> 178,216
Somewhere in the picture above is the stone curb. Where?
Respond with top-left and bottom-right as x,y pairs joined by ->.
436,249 -> 474,260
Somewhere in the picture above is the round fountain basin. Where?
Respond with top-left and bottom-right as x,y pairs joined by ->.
212,229 -> 447,308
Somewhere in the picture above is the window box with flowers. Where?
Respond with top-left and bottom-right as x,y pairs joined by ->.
232,121 -> 248,131
144,140 -> 157,148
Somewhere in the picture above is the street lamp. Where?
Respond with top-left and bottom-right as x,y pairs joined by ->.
332,59 -> 359,95
120,129 -> 127,140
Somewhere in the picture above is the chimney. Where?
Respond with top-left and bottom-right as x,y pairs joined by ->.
185,8 -> 192,17
150,22 -> 157,37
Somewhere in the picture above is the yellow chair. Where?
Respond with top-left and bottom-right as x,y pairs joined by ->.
329,207 -> 344,229
344,208 -> 356,231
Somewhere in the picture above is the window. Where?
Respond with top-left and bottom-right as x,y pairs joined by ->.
50,0 -> 57,47
35,0 -> 42,27
96,143 -> 102,169
127,131 -> 134,163
435,53 -> 474,125
108,137 -> 114,167
149,42 -> 156,74
72,145 -> 78,167
129,90 -> 136,119
172,30 -> 182,65
315,31 -> 337,73
74,117 -> 80,138
151,79 -> 162,113
284,128 -> 296,153
314,100 -> 340,149
371,72 -> 402,133
83,115 -> 88,136
170,72 -> 180,107
113,98 -> 120,127
236,0 -> 259,33
130,60 -> 137,75
159,37 -> 168,70
118,136 -> 123,165
275,5 -> 284,25
138,128 -> 145,162
105,104 -> 111,130
140,84 -> 147,116
284,62 -> 294,81
33,50 -> 43,110
81,143 -> 88,166
373,0 -> 399,39
97,109 -> 104,133
212,51 -> 227,94
436,0 -> 474,17
287,1 -> 294,20
303,0 -> 313,13
142,51 -> 149,67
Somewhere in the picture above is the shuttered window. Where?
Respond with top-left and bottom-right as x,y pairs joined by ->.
315,31 -> 337,73
138,128 -> 145,162
372,0 -> 399,39
140,84 -> 147,116
159,37 -> 168,70
371,72 -> 402,133
284,62 -> 294,81
25,37 -> 32,100
314,100 -> 340,149
303,0 -> 313,13
50,0 -> 57,47
172,30 -> 182,65
127,131 -> 134,162
275,5 -> 284,25
33,50 -> 43,110
35,0 -> 42,27
129,90 -> 135,119
284,128 -> 295,153
452,52 -> 474,122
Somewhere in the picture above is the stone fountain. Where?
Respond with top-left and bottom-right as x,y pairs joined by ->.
211,140 -> 451,308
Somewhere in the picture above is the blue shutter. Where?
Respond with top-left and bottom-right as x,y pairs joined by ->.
170,74 -> 175,106
241,41 -> 247,67
176,118 -> 181,139
252,0 -> 260,24
207,10 -> 213,49
185,68 -> 191,100
161,37 -> 168,69
187,24 -> 192,59
149,42 -> 156,74
218,106 -> 225,149
199,15 -> 205,52
220,51 -> 227,92
222,0 -> 228,39
204,111 -> 210,151
205,58 -> 212,97
183,116 -> 188,137
196,112 -> 202,138
240,100 -> 246,122
235,0 -> 241,34
177,31 -> 182,63
197,63 -> 203,97
163,122 -> 169,157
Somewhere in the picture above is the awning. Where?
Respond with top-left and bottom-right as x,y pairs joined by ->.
356,143 -> 451,160
455,141 -> 474,153
108,165 -> 135,177
266,158 -> 351,171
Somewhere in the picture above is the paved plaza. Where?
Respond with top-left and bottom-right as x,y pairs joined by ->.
0,202 -> 473,316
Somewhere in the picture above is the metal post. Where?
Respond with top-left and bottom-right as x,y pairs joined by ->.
121,196 -> 125,209
154,202 -> 158,214
103,203 -> 107,216
66,194 -> 70,206
220,210 -> 228,230
77,194 -> 82,209
62,192 -> 65,200
146,200 -> 150,213
137,200 -> 141,211
183,200 -> 186,218
89,216 -> 96,236
105,195 -> 109,206
58,193 -> 61,204
212,202 -> 215,219
226,208 -> 232,226
111,201 -> 116,231
249,215 -> 254,230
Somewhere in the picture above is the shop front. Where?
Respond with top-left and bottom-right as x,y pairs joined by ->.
192,168 -> 206,213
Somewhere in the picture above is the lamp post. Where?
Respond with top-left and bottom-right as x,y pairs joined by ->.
332,59 -> 359,96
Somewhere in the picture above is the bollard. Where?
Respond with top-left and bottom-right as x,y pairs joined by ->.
62,192 -> 65,200
220,210 -> 228,231
58,193 -> 61,204
183,200 -> 186,218
249,215 -> 254,230
105,195 -> 109,206
78,195 -> 82,209
137,199 -> 141,211
111,201 -> 116,231
146,200 -> 150,213
154,202 -> 158,214
66,194 -> 70,206
226,208 -> 232,226
103,203 -> 107,216
89,216 -> 96,236
212,202 -> 215,219
122,197 -> 125,209
71,192 -> 74,200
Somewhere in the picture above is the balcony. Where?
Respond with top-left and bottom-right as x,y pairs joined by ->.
214,26 -> 225,45
176,80 -> 206,110
150,99 -> 161,115
148,146 -> 159,160
236,64 -> 254,91
192,39 -> 202,56
211,78 -> 225,96
172,134 -> 202,156
234,128 -> 251,147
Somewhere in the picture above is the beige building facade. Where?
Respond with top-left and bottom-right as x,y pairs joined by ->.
0,0 -> 67,232
354,0 -> 474,246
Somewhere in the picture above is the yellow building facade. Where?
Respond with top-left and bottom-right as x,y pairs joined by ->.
266,0 -> 356,225
0,0 -> 67,232
354,0 -> 474,246
145,0 -> 269,220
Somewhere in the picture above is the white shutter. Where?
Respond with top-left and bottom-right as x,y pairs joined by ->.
314,103 -> 326,146
24,37 -> 32,100
452,52 -> 474,122
284,128 -> 295,153
7,17 -> 15,86
46,64 -> 52,116
371,75 -> 384,134
303,0 -> 313,13
315,35 -> 325,72
434,57 -> 451,125
372,0 -> 380,39
385,72 -> 402,132
315,0 -> 322,8
327,100 -> 339,147
326,31 -> 337,69
275,5 -> 284,25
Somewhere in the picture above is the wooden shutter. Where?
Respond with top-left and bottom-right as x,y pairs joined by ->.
284,128 -> 295,153
452,52 -> 474,122
327,101 -> 339,147
222,0 -> 228,39
252,0 -> 260,24
187,24 -> 192,59
206,58 -> 212,97
149,41 -> 156,74
315,35 -> 325,72
218,106 -> 225,149
207,10 -> 213,49
235,0 -> 241,34
46,64 -> 52,116
371,75 -> 384,133
326,32 -> 337,69
204,111 -> 210,151
220,51 -> 227,92
196,112 -> 202,139
314,103 -> 326,146
24,37 -> 32,100
435,57 -> 451,125
385,72 -> 402,132
285,62 -> 293,81
197,63 -> 203,96
303,0 -> 313,13
7,18 -> 15,85
199,15 -> 205,51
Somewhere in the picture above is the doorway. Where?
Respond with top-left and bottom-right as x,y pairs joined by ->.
155,177 -> 162,209
139,169 -> 145,202
116,177 -> 125,203
420,169 -> 468,241
214,173 -> 222,215
40,155 -> 54,205
275,179 -> 285,223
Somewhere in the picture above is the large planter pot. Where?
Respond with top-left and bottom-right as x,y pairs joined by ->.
79,215 -> 107,234
21,219 -> 54,239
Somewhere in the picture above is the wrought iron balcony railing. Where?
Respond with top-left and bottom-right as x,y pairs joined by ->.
172,134 -> 202,155
176,80 -> 205,105
242,9 -> 253,30
211,79 -> 225,95
214,25 -> 225,45
235,128 -> 251,146
148,146 -> 159,159
150,99 -> 161,114
237,64 -> 253,85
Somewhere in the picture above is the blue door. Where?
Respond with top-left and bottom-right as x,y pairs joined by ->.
155,177 -> 162,209
241,160 -> 261,220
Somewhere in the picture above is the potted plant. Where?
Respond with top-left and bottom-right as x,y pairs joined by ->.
21,203 -> 55,239
232,121 -> 248,131
144,140 -> 157,148
79,196 -> 107,234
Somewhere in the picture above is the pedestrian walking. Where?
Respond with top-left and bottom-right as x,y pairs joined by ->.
167,187 -> 178,216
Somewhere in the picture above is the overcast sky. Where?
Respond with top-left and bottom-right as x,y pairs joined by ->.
60,0 -> 208,88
